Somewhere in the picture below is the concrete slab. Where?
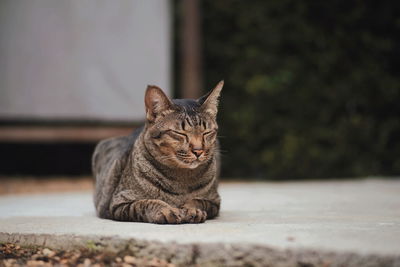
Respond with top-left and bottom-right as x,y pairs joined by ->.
0,179 -> 400,264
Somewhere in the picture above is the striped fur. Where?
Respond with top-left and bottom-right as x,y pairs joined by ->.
92,82 -> 223,224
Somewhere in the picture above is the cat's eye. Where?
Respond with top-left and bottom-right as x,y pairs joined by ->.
168,130 -> 188,142
172,130 -> 187,136
151,130 -> 164,139
203,131 -> 216,141
203,130 -> 215,136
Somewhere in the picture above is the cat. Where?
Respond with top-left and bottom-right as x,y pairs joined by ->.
92,81 -> 224,224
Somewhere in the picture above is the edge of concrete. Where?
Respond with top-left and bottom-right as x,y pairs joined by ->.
1,232 -> 399,266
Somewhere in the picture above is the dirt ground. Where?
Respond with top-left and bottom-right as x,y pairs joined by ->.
0,177 -> 93,195
0,177 -> 242,195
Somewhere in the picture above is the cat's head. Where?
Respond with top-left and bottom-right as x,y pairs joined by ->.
143,81 -> 223,169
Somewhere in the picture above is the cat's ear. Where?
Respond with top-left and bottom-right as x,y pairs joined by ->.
145,85 -> 174,122
198,80 -> 224,117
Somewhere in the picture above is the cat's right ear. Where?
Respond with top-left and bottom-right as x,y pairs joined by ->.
145,85 -> 174,122
198,80 -> 224,117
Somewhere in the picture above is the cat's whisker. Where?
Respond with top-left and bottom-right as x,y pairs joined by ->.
157,155 -> 177,162
214,148 -> 227,153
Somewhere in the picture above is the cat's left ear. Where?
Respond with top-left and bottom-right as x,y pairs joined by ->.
198,80 -> 224,117
145,85 -> 174,122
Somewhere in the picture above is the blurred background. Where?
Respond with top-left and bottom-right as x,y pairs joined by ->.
1,0 -> 400,189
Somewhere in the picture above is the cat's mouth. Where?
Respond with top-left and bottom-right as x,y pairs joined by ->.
175,155 -> 202,169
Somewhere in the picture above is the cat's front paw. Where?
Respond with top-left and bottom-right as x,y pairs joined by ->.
151,207 -> 183,224
181,208 -> 207,223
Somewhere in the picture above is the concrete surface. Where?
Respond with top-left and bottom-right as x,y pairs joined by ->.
1,179 -> 400,265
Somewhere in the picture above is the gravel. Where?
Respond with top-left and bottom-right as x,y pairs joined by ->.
0,243 -> 175,267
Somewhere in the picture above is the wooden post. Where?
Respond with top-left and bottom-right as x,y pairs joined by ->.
181,0 -> 203,99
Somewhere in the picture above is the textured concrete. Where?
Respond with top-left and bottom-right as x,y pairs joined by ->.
0,179 -> 400,264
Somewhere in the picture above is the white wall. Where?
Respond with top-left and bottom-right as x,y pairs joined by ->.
0,0 -> 171,122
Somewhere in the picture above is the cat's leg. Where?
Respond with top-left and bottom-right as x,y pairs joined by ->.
182,198 -> 220,222
110,191 -> 184,224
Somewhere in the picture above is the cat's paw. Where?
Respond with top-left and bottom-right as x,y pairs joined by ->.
181,208 -> 207,223
151,207 -> 183,224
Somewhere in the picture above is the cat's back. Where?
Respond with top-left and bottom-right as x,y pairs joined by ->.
92,126 -> 143,218
92,127 -> 142,174
92,137 -> 125,175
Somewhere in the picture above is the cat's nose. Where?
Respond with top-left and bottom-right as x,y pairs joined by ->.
192,148 -> 204,158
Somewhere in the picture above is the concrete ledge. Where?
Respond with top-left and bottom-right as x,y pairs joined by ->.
1,233 -> 399,266
1,180 -> 400,266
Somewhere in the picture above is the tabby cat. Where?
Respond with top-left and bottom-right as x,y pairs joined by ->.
92,81 -> 223,224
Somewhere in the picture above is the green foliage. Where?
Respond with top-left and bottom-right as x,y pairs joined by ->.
200,0 -> 400,179
86,241 -> 103,251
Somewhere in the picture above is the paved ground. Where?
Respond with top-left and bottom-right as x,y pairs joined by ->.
0,179 -> 399,265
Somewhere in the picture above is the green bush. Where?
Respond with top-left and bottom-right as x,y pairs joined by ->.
179,0 -> 400,179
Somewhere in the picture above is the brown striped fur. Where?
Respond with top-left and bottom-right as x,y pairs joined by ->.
92,81 -> 224,224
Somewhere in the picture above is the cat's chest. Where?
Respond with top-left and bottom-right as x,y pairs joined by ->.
135,171 -> 213,206
129,152 -> 215,205
155,181 -> 210,207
